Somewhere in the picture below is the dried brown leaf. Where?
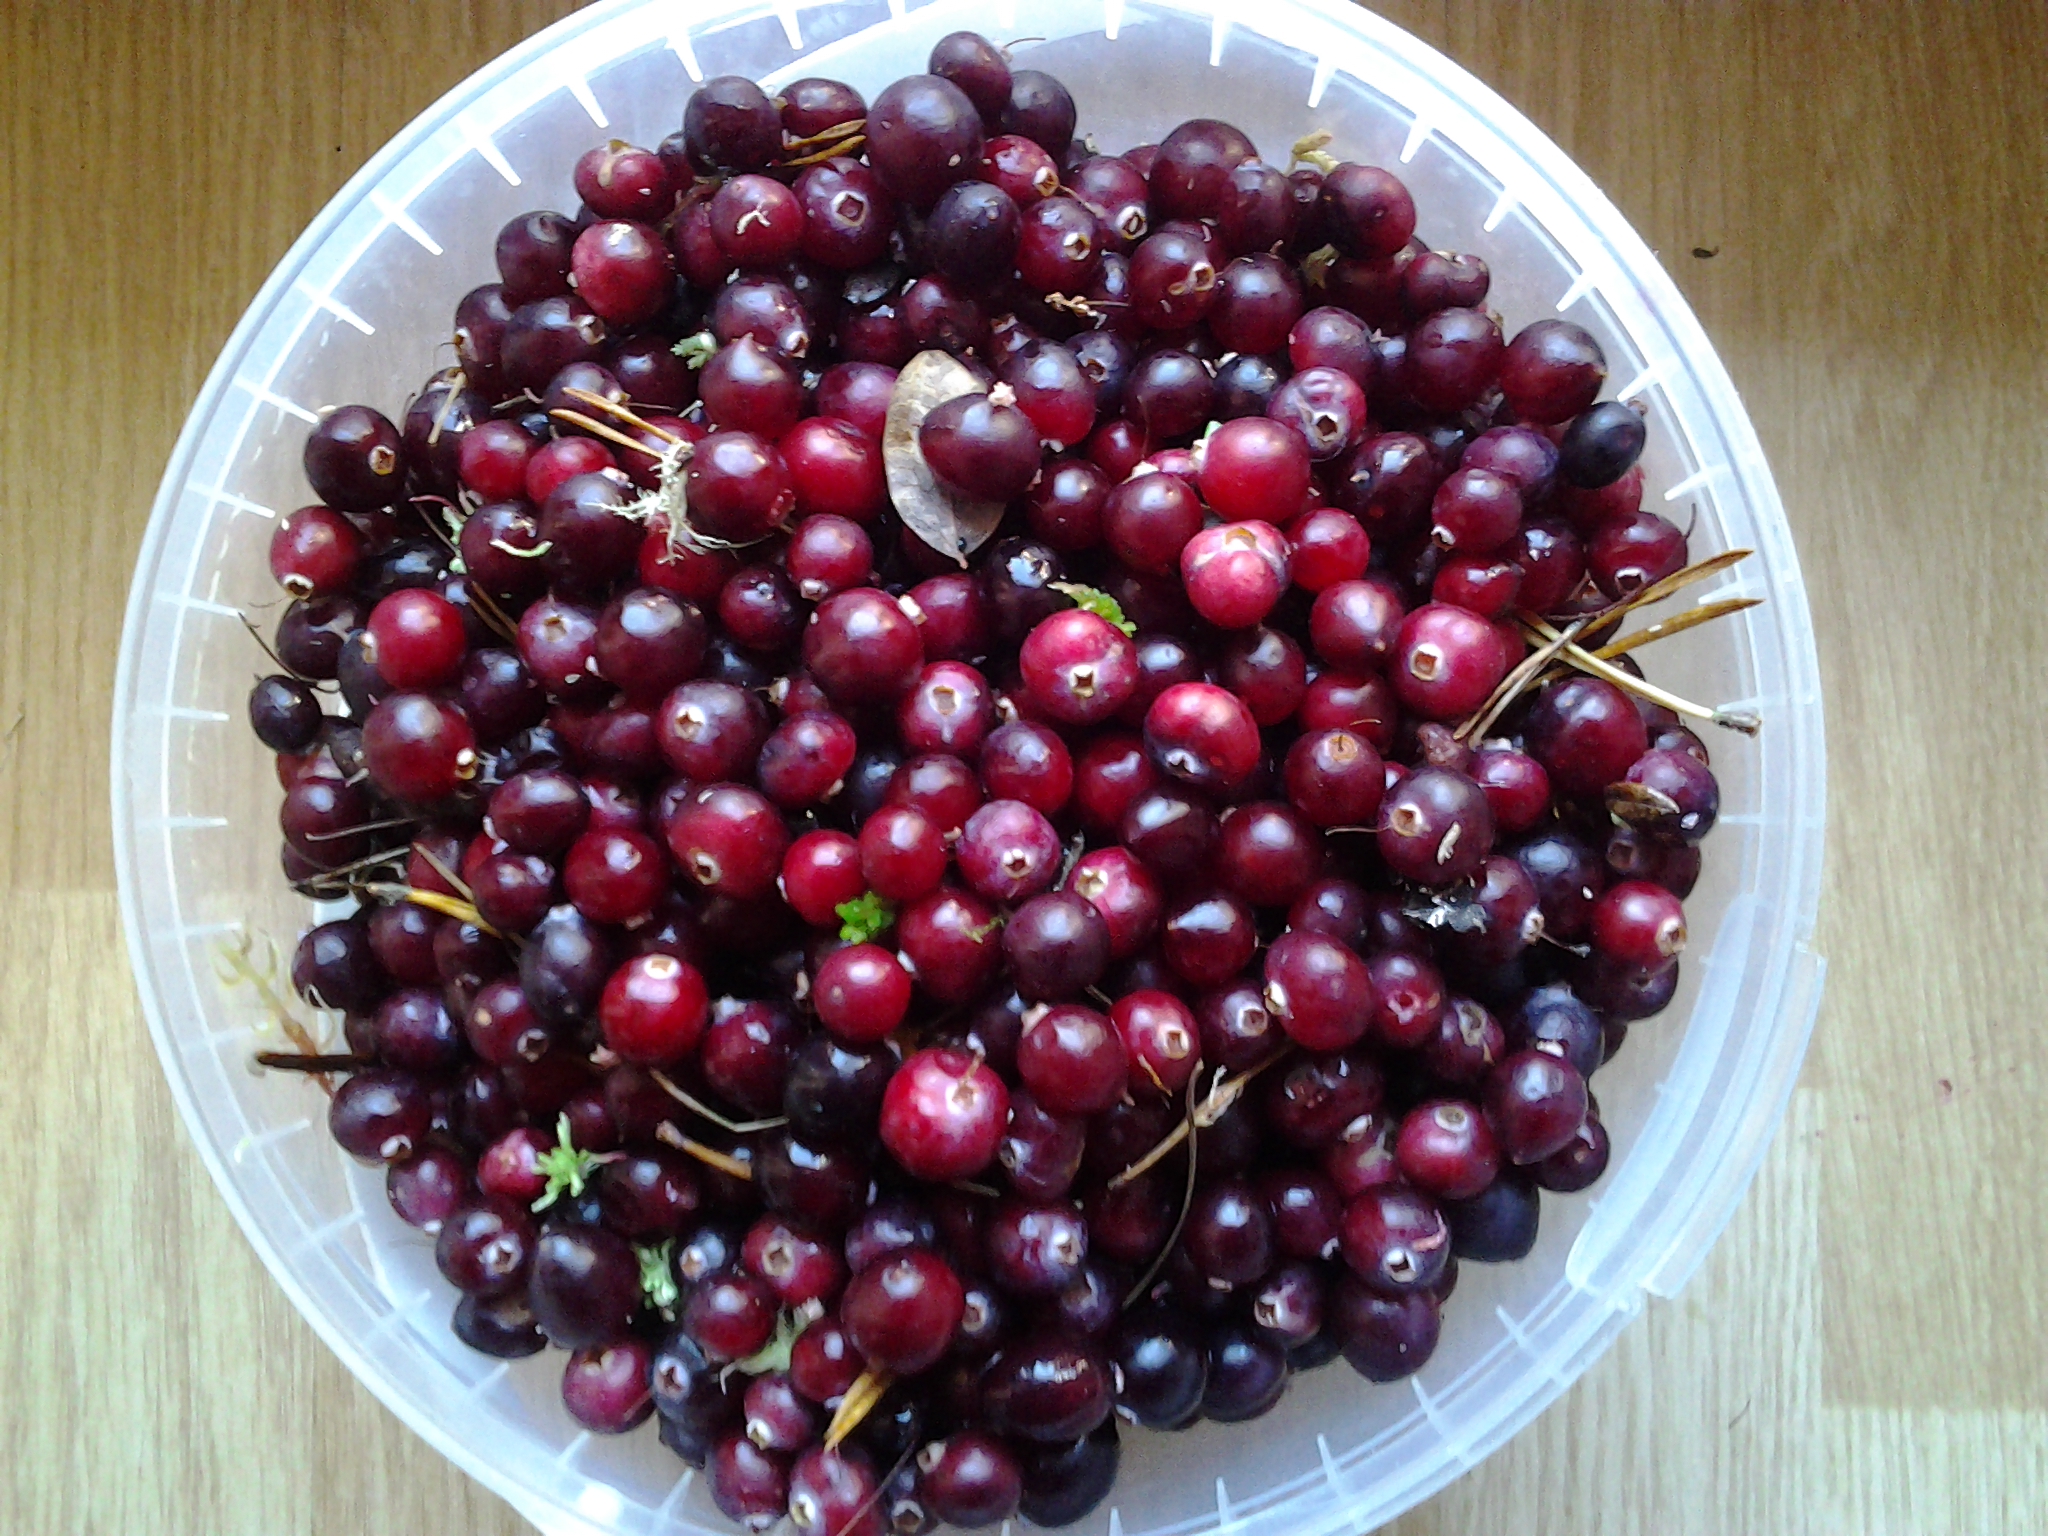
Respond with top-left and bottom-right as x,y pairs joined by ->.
883,350 -> 1007,566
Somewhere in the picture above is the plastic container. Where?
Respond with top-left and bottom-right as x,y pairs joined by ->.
112,1 -> 1827,1532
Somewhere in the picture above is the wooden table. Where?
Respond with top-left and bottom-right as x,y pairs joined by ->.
4,2 -> 2042,1530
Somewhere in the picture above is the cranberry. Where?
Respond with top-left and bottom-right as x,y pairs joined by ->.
804,587 -> 924,704
1592,878 -> 1688,967
668,783 -> 789,900
1394,1100 -> 1501,1200
1161,890 -> 1257,990
1559,400 -> 1648,488
1333,1276 -> 1440,1382
1339,1184 -> 1451,1294
1390,602 -> 1512,721
1015,1003 -> 1130,1114
813,943 -> 913,1042
881,1047 -> 1009,1181
1261,930 -> 1374,1051
1377,765 -> 1494,884
1524,676 -> 1649,795
1020,608 -> 1138,725
1004,893 -> 1111,1002
1445,1173 -> 1542,1262
1143,682 -> 1261,793
597,953 -> 708,1066
1181,520 -> 1291,631
984,1335 -> 1114,1442
1109,989 -> 1199,1096
833,1250 -> 965,1385
980,720 -> 1074,815
1066,846 -> 1163,960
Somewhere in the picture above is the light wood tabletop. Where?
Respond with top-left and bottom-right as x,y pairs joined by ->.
3,2 -> 2043,1531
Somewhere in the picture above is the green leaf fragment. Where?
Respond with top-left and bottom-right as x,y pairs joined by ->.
1050,582 -> 1137,637
672,330 -> 718,369
732,1308 -> 811,1377
637,1240 -> 680,1312
836,891 -> 896,944
531,1112 -> 605,1212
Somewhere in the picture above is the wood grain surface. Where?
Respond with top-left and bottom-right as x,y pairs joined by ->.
4,2 -> 2044,1531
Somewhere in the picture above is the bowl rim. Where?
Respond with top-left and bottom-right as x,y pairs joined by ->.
113,2 -> 1827,1533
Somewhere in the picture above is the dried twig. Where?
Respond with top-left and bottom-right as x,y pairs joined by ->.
1591,596 -> 1762,660
649,1068 -> 789,1135
823,1366 -> 893,1450
1454,612 -> 1597,743
1518,615 -> 1762,734
654,1121 -> 754,1181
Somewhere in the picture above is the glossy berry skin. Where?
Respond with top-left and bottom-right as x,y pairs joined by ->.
1003,893 -> 1111,1002
668,783 -> 788,900
1215,801 -> 1323,908
813,944 -> 914,1042
1485,1049 -> 1591,1165
685,430 -> 796,544
1181,520 -> 1291,631
686,1271 -> 780,1363
1262,930 -> 1374,1051
842,1249 -> 966,1374
1499,319 -> 1606,424
804,588 -> 924,705
1523,676 -> 1650,796
1591,879 -> 1689,968
881,1047 -> 1010,1181
1110,989 -> 1200,1096
1184,1178 -> 1275,1287
1143,682 -> 1261,793
364,589 -> 467,689
1020,609 -> 1139,725
362,692 -> 476,804
1445,1173 -> 1542,1262
1067,846 -> 1163,960
984,1335 -> 1115,1443
1285,728 -> 1385,829
562,1339 -> 655,1434
1017,1003 -> 1127,1115
781,830 -> 866,928
598,953 -> 709,1066
1377,766 -> 1494,885
1333,1277 -> 1440,1382
1394,1100 -> 1501,1200
859,803 -> 948,903
1559,400 -> 1648,488
1390,603 -> 1512,721
789,1446 -> 883,1536
918,1432 -> 1023,1528
920,391 -> 1044,502
866,73 -> 985,209
957,799 -> 1062,904
435,1199 -> 536,1296
987,1201 -> 1090,1296
562,828 -> 665,925
1339,1184 -> 1452,1295
529,1226 -> 642,1348
980,722 -> 1074,816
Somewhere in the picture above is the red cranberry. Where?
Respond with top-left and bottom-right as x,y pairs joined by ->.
1262,930 -> 1373,1051
1181,520 -> 1290,631
1017,1003 -> 1126,1115
881,1047 -> 1009,1181
813,944 -> 914,1042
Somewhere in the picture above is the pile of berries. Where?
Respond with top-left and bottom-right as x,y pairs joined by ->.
252,30 -> 1725,1534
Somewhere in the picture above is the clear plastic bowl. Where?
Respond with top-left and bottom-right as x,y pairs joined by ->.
112,1 -> 1827,1532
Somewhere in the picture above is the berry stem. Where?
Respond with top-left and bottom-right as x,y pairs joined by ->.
254,1051 -> 370,1072
1590,595 -> 1762,660
649,1067 -> 791,1135
1517,615 -> 1763,734
1454,612 -> 1597,744
654,1121 -> 755,1181
822,1365 -> 894,1450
